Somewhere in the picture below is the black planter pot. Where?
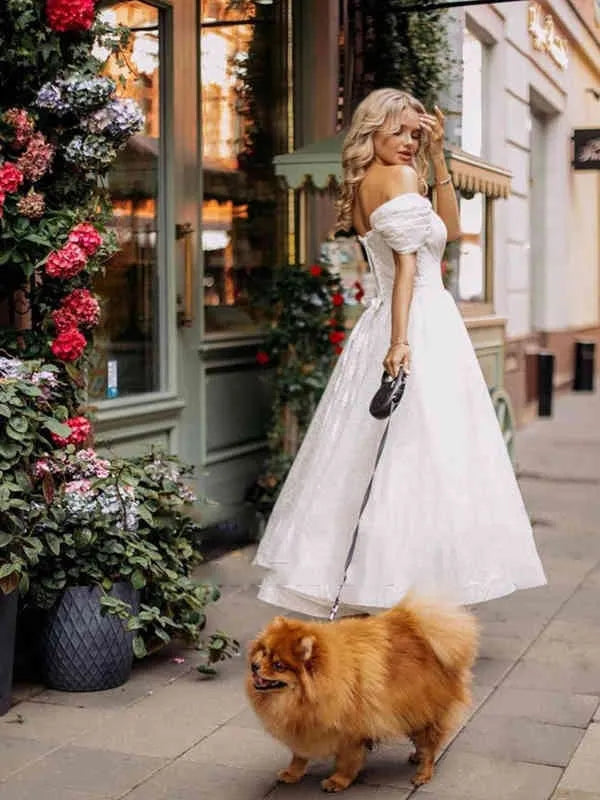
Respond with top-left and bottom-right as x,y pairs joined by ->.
40,582 -> 138,692
0,589 -> 18,716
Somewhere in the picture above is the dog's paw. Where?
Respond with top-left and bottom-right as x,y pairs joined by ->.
411,767 -> 433,786
321,776 -> 351,793
277,769 -> 303,784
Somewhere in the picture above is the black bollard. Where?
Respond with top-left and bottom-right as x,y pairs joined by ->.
573,340 -> 595,392
538,352 -> 555,417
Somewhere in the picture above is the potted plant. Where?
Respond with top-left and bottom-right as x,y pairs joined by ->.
0,356 -> 71,713
25,447 -> 233,690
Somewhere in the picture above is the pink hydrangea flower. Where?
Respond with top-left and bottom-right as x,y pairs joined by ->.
67,223 -> 103,256
45,243 -> 87,280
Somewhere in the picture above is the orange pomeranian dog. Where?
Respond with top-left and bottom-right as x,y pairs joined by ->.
246,595 -> 478,792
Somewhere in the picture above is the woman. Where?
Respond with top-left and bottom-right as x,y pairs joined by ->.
254,88 -> 546,617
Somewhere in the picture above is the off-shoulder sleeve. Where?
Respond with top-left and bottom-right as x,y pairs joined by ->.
369,193 -> 432,254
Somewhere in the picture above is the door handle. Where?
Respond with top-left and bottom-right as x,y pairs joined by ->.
176,222 -> 194,327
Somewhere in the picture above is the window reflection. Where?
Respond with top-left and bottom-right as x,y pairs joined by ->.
458,194 -> 485,302
201,0 -> 282,335
89,1 -> 162,400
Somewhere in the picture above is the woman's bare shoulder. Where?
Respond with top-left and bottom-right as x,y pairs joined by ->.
377,164 -> 420,198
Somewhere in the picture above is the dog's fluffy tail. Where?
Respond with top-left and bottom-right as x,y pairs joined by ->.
393,593 -> 479,673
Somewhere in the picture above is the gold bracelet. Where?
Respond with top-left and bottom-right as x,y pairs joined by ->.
436,176 -> 452,186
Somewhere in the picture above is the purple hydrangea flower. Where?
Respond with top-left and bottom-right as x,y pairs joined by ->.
63,77 -> 116,113
82,98 -> 144,141
64,134 -> 117,170
35,82 -> 70,116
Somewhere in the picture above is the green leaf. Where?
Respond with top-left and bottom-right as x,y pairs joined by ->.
45,533 -> 61,556
132,635 -> 147,659
130,569 -> 146,590
0,563 -> 18,580
0,533 -> 12,548
0,404 -> 11,418
136,505 -> 153,525
0,442 -> 18,459
43,418 -> 71,438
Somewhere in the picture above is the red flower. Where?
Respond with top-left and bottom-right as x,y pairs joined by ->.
329,330 -> 346,345
331,292 -> 344,307
334,345 -> 343,355
50,328 -> 87,362
61,288 -> 100,328
354,280 -> 365,302
17,133 -> 55,182
46,0 -> 95,32
327,318 -> 337,327
309,265 -> 322,277
68,223 -> 103,257
256,350 -> 270,366
51,416 -> 92,447
51,307 -> 78,333
0,190 -> 5,218
3,109 -> 35,150
45,243 -> 87,280
0,162 -> 24,193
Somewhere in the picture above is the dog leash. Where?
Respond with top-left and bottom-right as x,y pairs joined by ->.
328,399 -> 400,621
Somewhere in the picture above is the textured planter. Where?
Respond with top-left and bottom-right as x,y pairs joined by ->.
40,582 -> 138,692
0,589 -> 18,716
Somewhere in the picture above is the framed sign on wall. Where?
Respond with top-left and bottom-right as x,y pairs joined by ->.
572,129 -> 600,170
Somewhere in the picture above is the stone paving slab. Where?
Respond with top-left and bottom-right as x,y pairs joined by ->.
75,671 -> 247,759
451,713 -> 584,767
505,658 -> 600,696
183,724 -> 289,772
552,791 -> 600,800
31,645 -> 193,710
0,734 -> 57,780
0,745 -> 165,798
479,687 -> 599,728
121,760 -> 275,800
552,723 -> 600,796
477,633 -> 530,661
267,779 -> 412,799
415,751 -> 562,800
0,701 -> 115,744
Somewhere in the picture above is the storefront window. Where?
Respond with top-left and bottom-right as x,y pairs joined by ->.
89,1 -> 163,400
449,27 -> 487,306
461,27 -> 482,157
201,0 -> 285,335
457,194 -> 486,302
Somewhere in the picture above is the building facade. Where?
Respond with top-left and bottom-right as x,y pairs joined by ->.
459,0 -> 600,422
91,0 -> 600,514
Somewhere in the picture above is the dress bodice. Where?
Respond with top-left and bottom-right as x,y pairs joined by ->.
358,193 -> 447,297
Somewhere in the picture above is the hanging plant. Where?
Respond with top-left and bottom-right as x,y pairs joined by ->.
250,264 -> 347,512
349,0 -> 458,111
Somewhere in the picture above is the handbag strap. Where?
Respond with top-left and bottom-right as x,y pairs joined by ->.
328,397 -> 400,621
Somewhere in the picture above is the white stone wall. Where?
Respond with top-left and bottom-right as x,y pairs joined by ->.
460,1 -> 600,338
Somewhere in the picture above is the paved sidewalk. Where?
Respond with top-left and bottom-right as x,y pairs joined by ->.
2,391 -> 600,799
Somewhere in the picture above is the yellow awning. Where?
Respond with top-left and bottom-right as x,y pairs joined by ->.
445,147 -> 512,198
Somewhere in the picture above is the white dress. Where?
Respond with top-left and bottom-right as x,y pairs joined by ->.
254,193 -> 546,617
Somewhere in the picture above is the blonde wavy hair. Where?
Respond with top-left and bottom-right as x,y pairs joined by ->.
336,89 -> 430,231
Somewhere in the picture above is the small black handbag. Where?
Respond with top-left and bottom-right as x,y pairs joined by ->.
369,369 -> 407,419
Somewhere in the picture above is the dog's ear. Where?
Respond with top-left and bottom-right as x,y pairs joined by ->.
297,635 -> 316,662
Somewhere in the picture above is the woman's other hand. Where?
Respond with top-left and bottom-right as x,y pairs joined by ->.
419,105 -> 445,157
383,343 -> 410,377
